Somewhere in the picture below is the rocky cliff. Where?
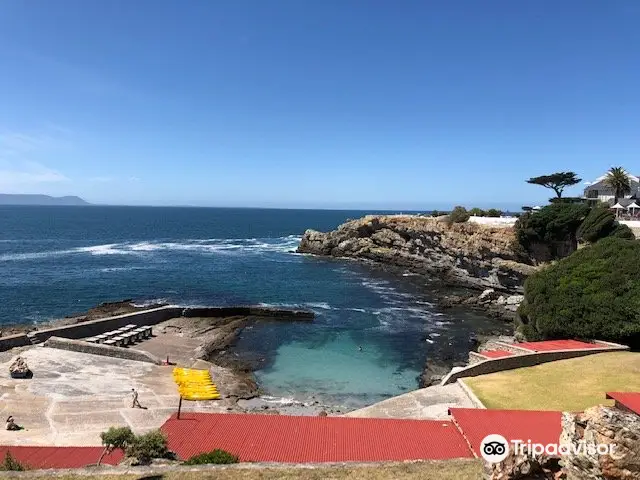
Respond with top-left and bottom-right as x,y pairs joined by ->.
298,215 -> 536,292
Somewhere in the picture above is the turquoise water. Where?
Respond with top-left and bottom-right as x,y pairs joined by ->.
0,206 -> 507,408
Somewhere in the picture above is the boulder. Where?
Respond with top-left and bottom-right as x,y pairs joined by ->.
559,406 -> 640,480
506,295 -> 525,305
496,296 -> 507,305
479,288 -> 499,302
9,357 -> 30,379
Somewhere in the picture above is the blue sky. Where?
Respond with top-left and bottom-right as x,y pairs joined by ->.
0,1 -> 639,209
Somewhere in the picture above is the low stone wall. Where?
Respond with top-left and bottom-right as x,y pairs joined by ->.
441,343 -> 629,385
0,333 -> 31,352
28,307 -> 183,344
44,336 -> 162,364
26,305 -> 314,345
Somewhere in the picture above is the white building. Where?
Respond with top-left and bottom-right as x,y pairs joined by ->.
583,171 -> 640,205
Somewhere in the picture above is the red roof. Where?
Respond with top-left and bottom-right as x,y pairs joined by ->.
450,408 -> 562,457
160,413 -> 473,462
606,392 -> 640,415
481,349 -> 514,359
513,340 -> 602,352
0,446 -> 122,469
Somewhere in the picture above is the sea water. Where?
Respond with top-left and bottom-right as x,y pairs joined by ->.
0,206 -> 507,408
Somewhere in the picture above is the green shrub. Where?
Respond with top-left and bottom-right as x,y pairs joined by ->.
0,452 -> 27,471
577,205 -> 617,243
515,203 -> 590,260
485,208 -> 502,217
126,430 -> 169,464
517,237 -> 640,348
611,223 -> 635,239
468,207 -> 486,217
98,426 -> 135,465
447,206 -> 470,223
183,449 -> 239,465
429,210 -> 444,217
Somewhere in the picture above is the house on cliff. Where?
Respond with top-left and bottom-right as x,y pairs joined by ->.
583,171 -> 640,205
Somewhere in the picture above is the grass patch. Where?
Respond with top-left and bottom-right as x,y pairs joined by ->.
46,460 -> 482,480
465,351 -> 640,411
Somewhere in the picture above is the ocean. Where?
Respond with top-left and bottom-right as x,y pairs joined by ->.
0,206 -> 507,409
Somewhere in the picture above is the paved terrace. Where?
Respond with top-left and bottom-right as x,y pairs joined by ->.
0,347 -> 225,446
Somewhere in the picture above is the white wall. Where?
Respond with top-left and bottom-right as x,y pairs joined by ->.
467,216 -> 518,226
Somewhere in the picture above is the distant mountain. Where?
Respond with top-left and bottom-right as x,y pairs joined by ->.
0,194 -> 90,206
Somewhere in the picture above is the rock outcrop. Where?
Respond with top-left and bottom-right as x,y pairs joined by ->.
298,215 -> 536,292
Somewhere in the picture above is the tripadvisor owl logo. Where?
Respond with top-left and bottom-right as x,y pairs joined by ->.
480,434 -> 509,463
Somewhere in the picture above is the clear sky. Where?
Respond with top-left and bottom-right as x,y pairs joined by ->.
0,1 -> 639,209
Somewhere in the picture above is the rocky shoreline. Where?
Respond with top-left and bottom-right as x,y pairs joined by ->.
298,215 -> 534,321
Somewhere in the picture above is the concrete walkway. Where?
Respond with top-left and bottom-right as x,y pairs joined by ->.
344,383 -> 475,420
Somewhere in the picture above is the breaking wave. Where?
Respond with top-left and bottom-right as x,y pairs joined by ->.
0,235 -> 302,262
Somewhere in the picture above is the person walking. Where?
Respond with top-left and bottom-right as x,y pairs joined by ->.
131,388 -> 143,408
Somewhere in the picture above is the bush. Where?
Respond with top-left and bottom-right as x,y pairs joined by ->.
126,430 -> 169,464
447,206 -> 470,223
98,426 -> 136,465
515,203 -> 590,260
611,223 -> 635,239
517,237 -> 640,348
468,207 -> 485,217
183,449 -> 239,465
485,208 -> 502,217
429,210 -> 444,217
0,452 -> 26,471
577,205 -> 617,243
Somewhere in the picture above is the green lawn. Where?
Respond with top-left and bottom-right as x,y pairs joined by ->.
464,351 -> 640,411
48,460 -> 482,480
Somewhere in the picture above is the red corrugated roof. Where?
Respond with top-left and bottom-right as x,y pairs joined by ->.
160,413 -> 473,462
513,340 -> 602,352
606,392 -> 640,415
0,446 -> 122,469
481,349 -> 514,359
449,408 -> 562,457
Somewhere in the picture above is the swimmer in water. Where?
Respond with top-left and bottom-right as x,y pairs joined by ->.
358,345 -> 363,351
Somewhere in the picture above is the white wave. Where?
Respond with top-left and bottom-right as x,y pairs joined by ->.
425,338 -> 435,344
0,236 -> 302,262
346,308 -> 367,313
76,244 -> 132,255
259,395 -> 302,405
99,266 -> 146,273
306,302 -> 333,310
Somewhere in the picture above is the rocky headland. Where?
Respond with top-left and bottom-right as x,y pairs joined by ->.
298,215 -> 537,318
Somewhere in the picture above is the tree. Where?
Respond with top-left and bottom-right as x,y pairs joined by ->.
604,167 -> 632,204
526,172 -> 581,198
98,426 -> 135,466
517,237 -> 640,348
515,203 -> 590,261
485,208 -> 502,217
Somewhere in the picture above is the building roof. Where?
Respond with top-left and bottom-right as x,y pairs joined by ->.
449,408 -> 562,457
606,392 -> 640,415
512,339 -> 603,352
591,172 -> 640,184
160,412 -> 474,462
0,446 -> 122,469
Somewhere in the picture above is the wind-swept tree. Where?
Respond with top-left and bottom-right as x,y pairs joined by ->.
604,167 -> 632,204
526,172 -> 581,198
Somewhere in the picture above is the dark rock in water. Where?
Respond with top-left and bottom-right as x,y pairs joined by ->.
297,215 -> 536,292
420,360 -> 451,387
